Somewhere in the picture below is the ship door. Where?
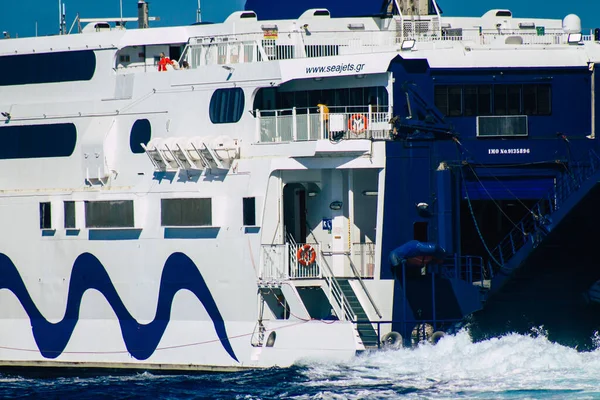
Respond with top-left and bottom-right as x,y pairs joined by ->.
283,183 -> 307,244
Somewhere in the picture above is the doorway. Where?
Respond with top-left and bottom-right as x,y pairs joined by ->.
283,183 -> 307,243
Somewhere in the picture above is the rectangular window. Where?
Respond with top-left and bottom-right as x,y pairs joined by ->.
161,198 -> 212,227
40,202 -> 51,229
243,197 -> 256,226
434,85 -> 462,116
464,86 -> 478,116
507,85 -> 522,115
448,86 -> 463,116
434,86 -> 449,116
64,201 -> 76,229
536,84 -> 552,115
494,85 -> 508,115
477,85 -> 492,115
85,200 -> 134,228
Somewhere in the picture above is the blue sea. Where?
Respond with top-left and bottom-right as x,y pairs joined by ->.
2,330 -> 599,399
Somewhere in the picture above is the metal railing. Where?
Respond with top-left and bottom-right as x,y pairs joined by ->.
259,242 -> 322,281
256,106 -> 392,143
490,149 -> 600,271
257,242 -> 355,321
442,255 -> 488,285
345,253 -> 382,318
352,242 -> 376,278
174,26 -> 598,70
318,253 -> 356,322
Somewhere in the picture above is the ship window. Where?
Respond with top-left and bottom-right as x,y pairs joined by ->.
129,119 -> 152,154
434,86 -> 449,116
209,88 -> 245,124
436,84 -> 551,117
85,200 -> 134,228
64,201 -> 76,229
0,50 -> 96,86
0,123 -> 77,159
40,202 -> 52,229
161,198 -> 212,226
464,85 -> 492,116
253,86 -> 389,112
243,197 -> 256,226
434,85 -> 462,116
523,84 -> 551,115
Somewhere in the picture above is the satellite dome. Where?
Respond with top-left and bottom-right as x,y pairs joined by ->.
563,14 -> 582,34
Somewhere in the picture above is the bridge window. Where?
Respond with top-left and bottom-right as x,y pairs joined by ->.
435,84 -> 551,117
0,50 -> 96,86
129,119 -> 152,154
464,85 -> 492,116
434,86 -> 462,116
0,123 -> 77,159
161,198 -> 212,226
209,88 -> 245,124
523,84 -> 551,115
85,200 -> 134,228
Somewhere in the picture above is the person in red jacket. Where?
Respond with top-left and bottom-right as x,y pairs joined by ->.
158,52 -> 174,71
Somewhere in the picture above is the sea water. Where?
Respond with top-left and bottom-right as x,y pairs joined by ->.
1,330 -> 599,399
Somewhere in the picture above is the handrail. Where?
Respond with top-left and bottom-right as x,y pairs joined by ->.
318,252 -> 356,322
345,254 -> 383,318
490,149 -> 600,270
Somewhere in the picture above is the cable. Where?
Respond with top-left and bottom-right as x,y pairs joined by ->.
465,163 -> 522,233
459,164 -> 503,269
453,137 -> 534,215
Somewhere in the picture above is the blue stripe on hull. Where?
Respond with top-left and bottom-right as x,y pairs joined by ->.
0,252 -> 239,362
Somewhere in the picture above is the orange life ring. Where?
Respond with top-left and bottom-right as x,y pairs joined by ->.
348,113 -> 368,134
296,244 -> 316,266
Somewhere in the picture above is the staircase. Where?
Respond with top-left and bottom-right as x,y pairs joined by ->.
337,279 -> 379,348
489,150 -> 600,292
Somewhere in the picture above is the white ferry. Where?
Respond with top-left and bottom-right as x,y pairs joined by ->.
1,0 -> 600,371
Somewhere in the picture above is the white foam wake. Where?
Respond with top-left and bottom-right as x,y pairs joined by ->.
296,330 -> 600,399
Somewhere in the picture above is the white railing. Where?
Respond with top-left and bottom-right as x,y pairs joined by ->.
175,25 -> 597,70
258,243 -> 322,281
258,243 -> 355,321
288,239 -> 322,279
352,242 -> 376,278
256,106 -> 392,143
259,244 -> 289,283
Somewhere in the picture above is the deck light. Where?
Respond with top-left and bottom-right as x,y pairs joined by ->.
329,201 -> 343,210
568,33 -> 582,44
401,39 -> 416,51
362,190 -> 378,196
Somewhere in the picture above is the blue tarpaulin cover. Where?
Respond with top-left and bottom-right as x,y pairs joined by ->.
389,240 -> 447,267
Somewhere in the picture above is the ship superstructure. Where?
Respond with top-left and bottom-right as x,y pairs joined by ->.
0,0 -> 599,371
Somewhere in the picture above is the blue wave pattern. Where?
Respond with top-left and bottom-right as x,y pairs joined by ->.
0,252 -> 238,362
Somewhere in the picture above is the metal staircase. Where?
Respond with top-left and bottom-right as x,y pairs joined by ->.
337,279 -> 379,347
489,150 -> 600,292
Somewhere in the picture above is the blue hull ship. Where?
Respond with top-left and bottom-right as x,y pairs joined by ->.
247,0 -> 600,348
0,0 -> 599,372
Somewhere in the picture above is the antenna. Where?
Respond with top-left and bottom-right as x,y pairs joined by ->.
58,0 -> 62,34
196,0 -> 202,23
120,0 -> 123,26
